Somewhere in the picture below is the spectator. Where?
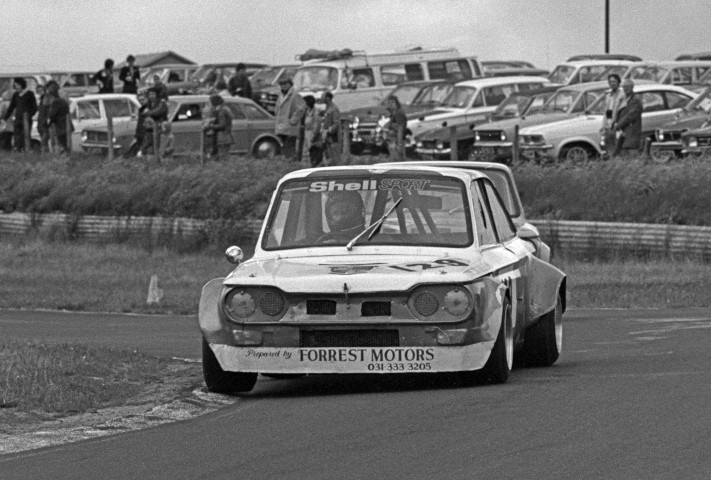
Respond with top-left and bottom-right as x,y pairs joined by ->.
228,63 -> 252,98
152,74 -> 169,100
2,77 -> 38,151
36,84 -> 50,152
93,58 -> 115,94
159,122 -> 175,158
119,55 -> 141,94
46,80 -> 72,153
274,77 -> 305,160
203,94 -> 233,160
125,92 -> 149,157
140,88 -> 168,155
301,95 -> 322,166
386,95 -> 407,161
321,91 -> 341,165
613,79 -> 643,157
601,73 -> 624,155
214,80 -> 230,97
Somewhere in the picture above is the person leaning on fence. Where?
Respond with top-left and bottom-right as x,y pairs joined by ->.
46,80 -> 72,154
321,91 -> 341,165
119,55 -> 141,94
613,79 -> 643,157
203,94 -> 233,160
2,77 -> 37,151
386,95 -> 407,161
140,88 -> 168,156
93,58 -> 115,94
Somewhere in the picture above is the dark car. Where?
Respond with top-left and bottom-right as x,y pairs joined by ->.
250,65 -> 300,114
189,63 -> 267,93
139,64 -> 201,96
680,122 -> 711,156
80,95 -> 281,158
650,87 -> 711,162
347,79 -> 456,154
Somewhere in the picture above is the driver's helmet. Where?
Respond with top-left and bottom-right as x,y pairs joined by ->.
325,191 -> 365,233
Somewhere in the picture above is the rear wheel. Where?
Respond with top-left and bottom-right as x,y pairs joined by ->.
520,294 -> 563,367
202,338 -> 257,393
559,143 -> 595,163
253,138 -> 280,159
478,295 -> 513,384
650,147 -> 677,164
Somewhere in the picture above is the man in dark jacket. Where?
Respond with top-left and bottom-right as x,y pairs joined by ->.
119,55 -> 141,94
2,77 -> 38,151
613,79 -> 643,157
228,63 -> 252,98
93,59 -> 115,94
203,94 -> 233,160
46,81 -> 72,153
140,88 -> 169,155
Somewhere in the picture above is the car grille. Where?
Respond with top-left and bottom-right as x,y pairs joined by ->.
86,131 -> 108,142
476,130 -> 503,142
698,136 -> 711,147
300,329 -> 400,348
260,93 -> 278,113
361,301 -> 391,317
307,299 -> 337,315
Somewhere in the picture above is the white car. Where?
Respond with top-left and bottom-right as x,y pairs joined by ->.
197,164 -> 566,393
547,60 -> 638,87
70,94 -> 141,152
406,76 -> 550,143
518,83 -> 697,162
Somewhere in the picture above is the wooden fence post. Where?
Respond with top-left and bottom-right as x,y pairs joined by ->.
23,113 -> 30,153
200,130 -> 205,164
153,124 -> 161,162
66,114 -> 73,153
449,125 -> 458,161
106,115 -> 114,160
512,125 -> 520,164
341,118 -> 350,157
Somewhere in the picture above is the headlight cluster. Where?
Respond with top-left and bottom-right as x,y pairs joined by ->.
521,134 -> 544,144
687,136 -> 698,147
408,285 -> 473,320
499,131 -> 507,141
350,116 -> 360,129
656,129 -> 665,142
223,287 -> 287,322
81,131 -> 88,142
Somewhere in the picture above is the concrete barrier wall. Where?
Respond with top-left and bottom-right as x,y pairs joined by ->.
1,212 -> 710,256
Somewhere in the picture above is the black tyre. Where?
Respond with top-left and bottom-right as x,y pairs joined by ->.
202,338 -> 257,393
520,294 -> 563,367
559,143 -> 595,163
253,138 -> 280,159
479,295 -> 513,384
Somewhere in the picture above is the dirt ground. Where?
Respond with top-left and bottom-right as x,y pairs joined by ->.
0,362 -> 237,455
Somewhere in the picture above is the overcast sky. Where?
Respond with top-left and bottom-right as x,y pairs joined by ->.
1,0 -> 709,72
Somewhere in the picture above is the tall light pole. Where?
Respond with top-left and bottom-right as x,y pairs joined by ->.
605,0 -> 610,53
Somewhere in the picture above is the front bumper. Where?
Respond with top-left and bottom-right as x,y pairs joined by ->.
519,143 -> 554,162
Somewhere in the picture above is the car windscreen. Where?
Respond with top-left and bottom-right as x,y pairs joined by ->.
262,175 -> 473,250
251,68 -> 280,88
440,86 -> 477,109
548,65 -> 575,85
292,66 -> 338,91
413,83 -> 453,105
389,84 -> 424,106
629,66 -> 670,82
540,89 -> 579,113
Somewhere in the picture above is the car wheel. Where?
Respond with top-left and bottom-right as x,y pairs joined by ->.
253,138 -> 280,159
479,295 -> 513,384
202,338 -> 257,393
520,294 -> 563,367
650,147 -> 677,164
559,144 -> 594,164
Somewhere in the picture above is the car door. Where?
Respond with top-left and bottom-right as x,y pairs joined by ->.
640,90 -> 692,135
241,102 -> 276,149
170,101 -> 205,153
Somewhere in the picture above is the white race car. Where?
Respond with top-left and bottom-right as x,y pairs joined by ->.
198,164 -> 566,393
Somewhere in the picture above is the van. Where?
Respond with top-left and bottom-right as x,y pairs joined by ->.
290,47 -> 484,112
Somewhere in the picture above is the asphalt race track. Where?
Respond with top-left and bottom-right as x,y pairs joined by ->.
1,308 -> 711,479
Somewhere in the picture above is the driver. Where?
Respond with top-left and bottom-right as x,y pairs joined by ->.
323,191 -> 366,238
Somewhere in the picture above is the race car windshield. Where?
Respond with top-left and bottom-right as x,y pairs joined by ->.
262,175 -> 473,250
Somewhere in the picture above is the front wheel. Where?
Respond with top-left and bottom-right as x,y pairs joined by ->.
479,295 -> 513,384
253,138 -> 280,159
202,338 -> 257,393
559,144 -> 595,164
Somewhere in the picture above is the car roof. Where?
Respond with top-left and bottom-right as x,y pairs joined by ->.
71,93 -> 139,102
553,60 -> 638,68
628,60 -> 711,67
566,54 -> 643,62
454,75 -> 550,88
167,94 -> 256,104
280,164 -> 488,183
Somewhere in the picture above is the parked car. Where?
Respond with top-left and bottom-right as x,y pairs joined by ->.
49,71 -> 98,97
649,87 -> 711,162
675,51 -> 711,61
189,63 -> 268,93
69,94 -> 142,152
624,61 -> 711,86
407,76 -> 550,157
348,79 -> 457,154
482,60 -> 548,77
139,64 -> 201,96
566,54 -> 643,62
197,164 -> 566,393
467,82 -> 609,162
518,83 -> 697,162
680,123 -> 711,156
547,60 -> 638,87
250,64 -> 300,113
80,95 -> 281,158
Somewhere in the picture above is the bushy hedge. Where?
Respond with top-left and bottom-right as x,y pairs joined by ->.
2,152 -> 711,226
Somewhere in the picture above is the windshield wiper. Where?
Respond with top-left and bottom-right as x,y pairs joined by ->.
346,197 -> 403,251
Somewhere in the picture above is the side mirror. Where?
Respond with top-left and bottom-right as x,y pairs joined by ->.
225,246 -> 244,265
517,224 -> 539,240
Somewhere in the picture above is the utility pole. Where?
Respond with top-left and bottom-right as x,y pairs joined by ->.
605,0 -> 610,53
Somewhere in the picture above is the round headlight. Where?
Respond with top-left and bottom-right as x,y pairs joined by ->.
657,130 -> 665,141
436,141 -> 444,150
474,133 -> 480,142
688,136 -> 698,147
350,116 -> 360,129
259,291 -> 284,316
443,288 -> 470,316
226,290 -> 255,318
416,140 -> 423,148
414,291 -> 439,317
500,131 -> 507,141
81,131 -> 88,142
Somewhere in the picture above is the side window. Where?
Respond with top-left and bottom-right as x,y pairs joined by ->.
226,103 -> 247,120
350,68 -> 374,88
671,68 -> 692,84
470,91 -> 484,108
428,60 -> 472,81
242,103 -> 271,119
482,85 -> 514,107
174,103 -> 203,122
167,70 -> 183,83
103,99 -> 132,118
76,100 -> 101,120
483,182 -> 516,242
665,91 -> 691,110
472,183 -> 497,246
640,92 -> 665,112
380,64 -> 424,86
